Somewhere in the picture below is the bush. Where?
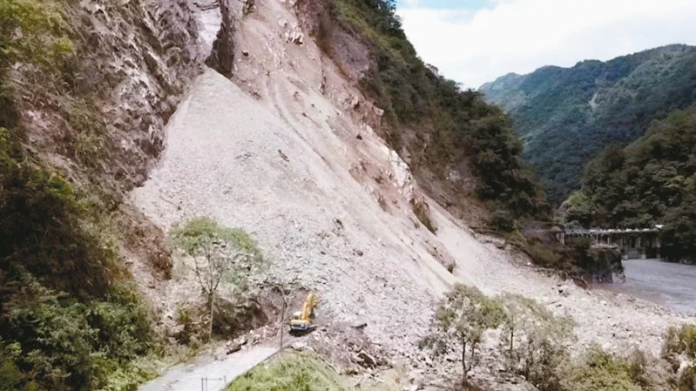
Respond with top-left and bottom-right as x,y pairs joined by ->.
1,275 -> 153,391
169,217 -> 264,341
663,324 -> 696,367
490,208 -> 515,232
523,241 -> 568,270
227,352 -> 346,391
421,284 -> 505,384
0,130 -> 154,390
0,0 -> 73,72
560,346 -> 644,391
498,294 -> 573,390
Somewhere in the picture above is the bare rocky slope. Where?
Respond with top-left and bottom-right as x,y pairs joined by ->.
129,0 -> 693,389
3,0 -> 693,389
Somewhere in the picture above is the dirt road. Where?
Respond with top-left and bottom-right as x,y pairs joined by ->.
138,345 -> 278,391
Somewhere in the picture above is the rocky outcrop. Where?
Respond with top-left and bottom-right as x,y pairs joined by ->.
583,247 -> 625,283
205,0 -> 235,77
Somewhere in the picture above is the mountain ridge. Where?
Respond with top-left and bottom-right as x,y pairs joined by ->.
480,44 -> 696,203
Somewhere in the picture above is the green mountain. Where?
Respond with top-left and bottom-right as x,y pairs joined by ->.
563,108 -> 696,262
480,44 -> 696,203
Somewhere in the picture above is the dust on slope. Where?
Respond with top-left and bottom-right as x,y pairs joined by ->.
132,0 -> 693,387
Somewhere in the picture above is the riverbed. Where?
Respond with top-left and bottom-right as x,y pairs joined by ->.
594,259 -> 696,315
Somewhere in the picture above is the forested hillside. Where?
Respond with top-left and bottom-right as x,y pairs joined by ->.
481,45 -> 696,203
563,108 -> 696,262
310,0 -> 548,225
0,0 -> 200,389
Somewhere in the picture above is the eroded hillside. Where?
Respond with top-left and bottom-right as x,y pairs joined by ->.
133,0 -> 692,389
2,0 -> 695,390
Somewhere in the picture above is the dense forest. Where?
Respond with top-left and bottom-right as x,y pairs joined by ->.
481,45 -> 696,203
316,0 -> 548,224
563,108 -> 696,262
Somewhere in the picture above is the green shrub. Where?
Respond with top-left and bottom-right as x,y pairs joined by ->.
169,217 -> 265,341
560,347 -> 645,391
0,127 -> 112,299
663,324 -> 696,365
1,274 -> 154,391
524,241 -> 565,269
498,294 -> 573,390
0,0 -> 73,71
227,352 -> 347,391
679,364 -> 696,391
0,128 -> 155,390
490,208 -> 515,232
421,284 -> 505,384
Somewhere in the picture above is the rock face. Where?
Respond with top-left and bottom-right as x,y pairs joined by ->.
583,247 -> 626,283
24,0 -> 209,190
206,0 -> 236,77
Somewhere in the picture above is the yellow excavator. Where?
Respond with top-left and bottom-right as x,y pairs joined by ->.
289,292 -> 317,333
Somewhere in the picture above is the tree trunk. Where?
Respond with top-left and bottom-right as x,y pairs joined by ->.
279,295 -> 286,349
209,291 -> 215,341
462,341 -> 468,385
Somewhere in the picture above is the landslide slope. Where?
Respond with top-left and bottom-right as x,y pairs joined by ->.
480,44 -> 696,203
132,0 -> 691,387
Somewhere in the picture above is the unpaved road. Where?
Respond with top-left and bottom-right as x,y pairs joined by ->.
139,346 -> 277,391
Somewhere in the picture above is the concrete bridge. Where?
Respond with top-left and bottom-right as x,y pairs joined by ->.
556,226 -> 663,260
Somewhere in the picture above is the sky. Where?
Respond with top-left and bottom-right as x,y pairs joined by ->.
396,0 -> 696,89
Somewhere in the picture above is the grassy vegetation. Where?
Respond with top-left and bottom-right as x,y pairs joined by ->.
227,352 -> 348,391
481,45 -> 696,203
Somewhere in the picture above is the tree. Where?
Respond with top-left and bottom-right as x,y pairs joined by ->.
420,284 -> 504,385
169,217 -> 263,341
498,293 -> 573,390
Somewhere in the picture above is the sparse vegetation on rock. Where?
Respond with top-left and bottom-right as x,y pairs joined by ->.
420,284 -> 505,384
421,284 -> 695,391
169,217 -> 264,341
313,0 -> 548,226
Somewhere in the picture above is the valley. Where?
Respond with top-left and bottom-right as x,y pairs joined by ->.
480,45 -> 696,203
1,0 -> 695,390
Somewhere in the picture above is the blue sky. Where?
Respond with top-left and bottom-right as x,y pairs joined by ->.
396,0 -> 696,88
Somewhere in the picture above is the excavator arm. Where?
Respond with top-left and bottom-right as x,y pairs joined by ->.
290,292 -> 317,332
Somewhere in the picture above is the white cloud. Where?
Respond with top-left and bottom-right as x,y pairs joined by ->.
397,0 -> 696,89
